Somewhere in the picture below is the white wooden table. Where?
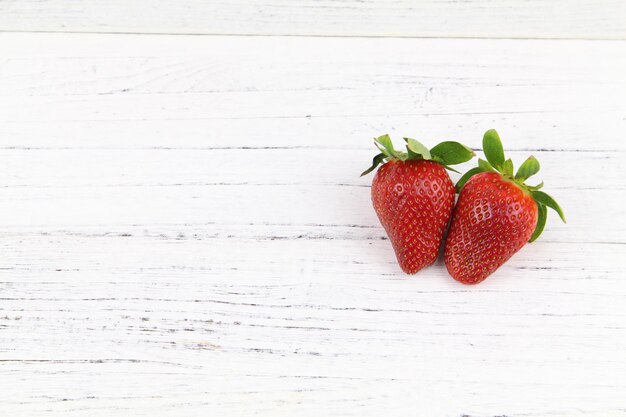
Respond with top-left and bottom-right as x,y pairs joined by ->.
1,2 -> 626,416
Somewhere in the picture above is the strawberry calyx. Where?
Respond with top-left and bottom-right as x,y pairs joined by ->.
455,129 -> 566,242
360,134 -> 475,177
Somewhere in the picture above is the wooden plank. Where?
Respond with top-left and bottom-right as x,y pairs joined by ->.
0,34 -> 625,152
0,149 -> 618,244
1,235 -> 626,416
0,0 -> 625,39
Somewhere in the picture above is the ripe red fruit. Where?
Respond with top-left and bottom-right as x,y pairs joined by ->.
445,172 -> 538,283
445,129 -> 566,284
372,160 -> 455,273
362,135 -> 475,274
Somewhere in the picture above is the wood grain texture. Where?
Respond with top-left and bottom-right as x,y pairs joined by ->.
1,0 -> 626,39
1,32 -> 626,416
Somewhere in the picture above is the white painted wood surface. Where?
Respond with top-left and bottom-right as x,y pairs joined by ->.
1,0 -> 626,39
1,20 -> 626,417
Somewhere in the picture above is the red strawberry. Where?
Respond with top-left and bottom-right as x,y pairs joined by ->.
361,135 -> 475,274
444,129 -> 566,284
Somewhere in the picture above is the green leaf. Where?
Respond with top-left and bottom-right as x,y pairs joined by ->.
360,153 -> 386,177
443,165 -> 461,174
374,142 -> 390,158
431,155 -> 444,164
405,145 -> 422,160
516,155 -> 541,181
429,141 -> 475,165
374,134 -> 397,158
529,203 -> 547,242
455,167 -> 483,192
526,181 -> 544,191
404,137 -> 432,160
502,158 -> 514,177
482,129 -> 505,169
532,191 -> 566,223
478,158 -> 496,172
395,151 -> 408,161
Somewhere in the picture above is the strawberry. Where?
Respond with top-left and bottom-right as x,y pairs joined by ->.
361,135 -> 475,274
444,129 -> 566,284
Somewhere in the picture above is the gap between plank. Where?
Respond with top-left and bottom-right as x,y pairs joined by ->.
1,29 -> 625,41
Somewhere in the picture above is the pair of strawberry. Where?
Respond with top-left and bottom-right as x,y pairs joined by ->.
361,129 -> 565,284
